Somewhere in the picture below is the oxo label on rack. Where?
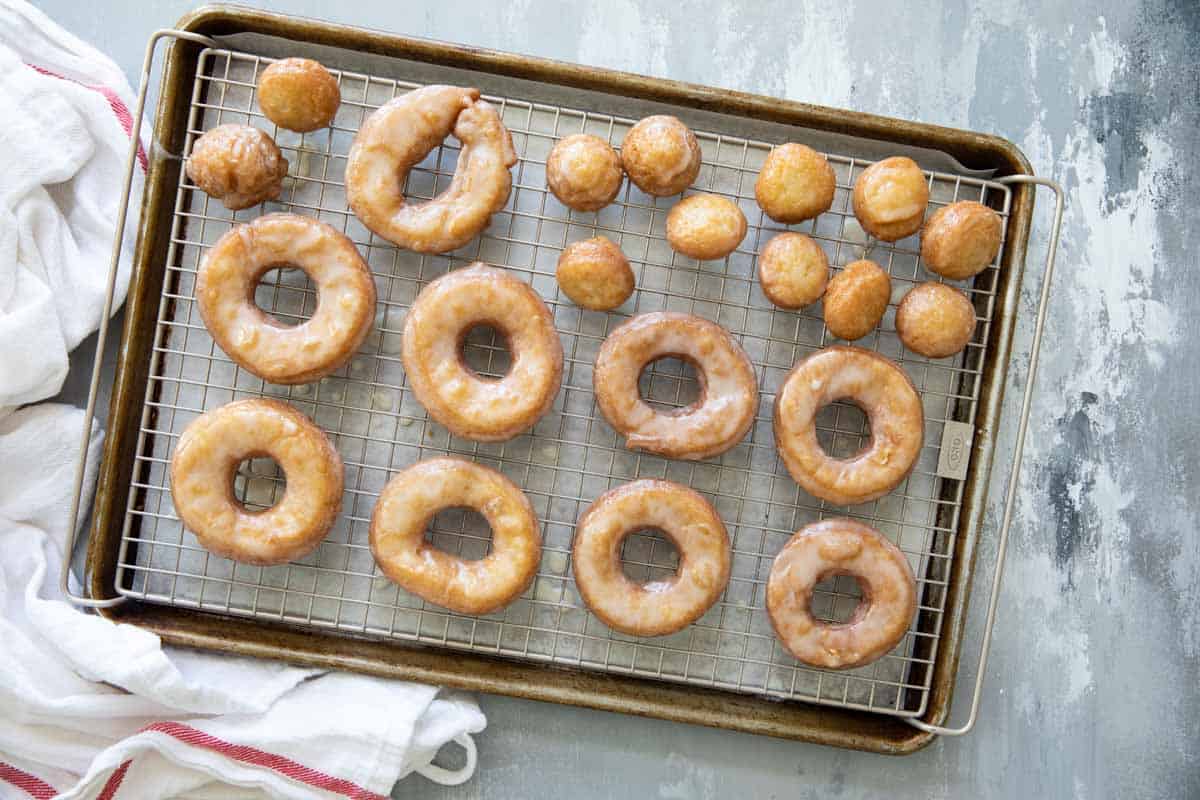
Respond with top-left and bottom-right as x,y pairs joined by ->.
114,47 -> 1012,720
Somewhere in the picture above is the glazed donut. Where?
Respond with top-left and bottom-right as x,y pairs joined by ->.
345,85 -> 517,253
852,156 -> 929,242
170,398 -> 343,565
823,259 -> 892,341
620,115 -> 702,196
546,133 -> 624,211
895,282 -> 977,358
257,57 -> 341,133
665,194 -> 747,260
556,236 -> 635,311
754,143 -> 837,224
774,346 -> 923,505
572,480 -> 730,637
593,312 -> 757,460
197,213 -> 376,384
920,200 -> 1003,280
401,263 -> 563,441
186,124 -> 288,211
757,232 -> 829,310
767,518 -> 916,669
370,457 -> 541,615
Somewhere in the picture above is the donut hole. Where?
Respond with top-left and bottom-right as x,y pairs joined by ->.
459,323 -> 513,380
427,506 -> 492,561
809,571 -> 866,625
254,266 -> 318,327
405,139 -> 461,200
619,527 -> 680,586
638,356 -> 702,413
231,456 -> 286,512
814,400 -> 872,460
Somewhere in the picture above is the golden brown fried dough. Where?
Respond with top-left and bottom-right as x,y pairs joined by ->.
556,237 -> 635,311
852,156 -> 929,242
755,143 -> 836,224
895,282 -> 977,358
823,259 -> 891,341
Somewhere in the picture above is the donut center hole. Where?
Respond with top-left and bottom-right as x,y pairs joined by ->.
254,266 -> 317,327
809,571 -> 866,625
426,507 -> 492,561
814,400 -> 872,460
459,324 -> 512,381
619,528 -> 680,586
638,357 -> 702,413
232,456 -> 286,512
404,139 -> 461,199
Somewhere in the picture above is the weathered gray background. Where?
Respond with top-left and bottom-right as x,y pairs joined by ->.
38,0 -> 1199,797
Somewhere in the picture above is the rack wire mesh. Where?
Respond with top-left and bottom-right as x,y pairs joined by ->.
114,48 -> 1013,718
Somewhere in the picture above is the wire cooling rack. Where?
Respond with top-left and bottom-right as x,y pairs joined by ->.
114,48 -> 1012,719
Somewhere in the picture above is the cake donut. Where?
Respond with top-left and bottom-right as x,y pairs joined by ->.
186,124 -> 288,210
197,213 -> 376,384
556,236 -> 635,311
370,457 -> 541,615
823,259 -> 892,341
852,156 -> 929,242
896,282 -> 977,358
170,398 -> 343,565
665,194 -> 747,260
774,346 -> 924,505
754,143 -> 837,224
920,200 -> 1003,280
572,480 -> 730,637
257,57 -> 340,133
757,232 -> 829,310
767,518 -> 917,669
546,133 -> 624,211
620,115 -> 702,196
345,85 -> 517,253
593,312 -> 757,460
401,263 -> 563,441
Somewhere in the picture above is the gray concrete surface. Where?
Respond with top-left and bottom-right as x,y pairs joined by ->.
38,0 -> 1199,797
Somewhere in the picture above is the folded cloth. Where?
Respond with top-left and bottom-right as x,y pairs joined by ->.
0,2 -> 485,797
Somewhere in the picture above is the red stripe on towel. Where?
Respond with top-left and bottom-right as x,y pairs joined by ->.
96,759 -> 132,800
27,63 -> 148,172
142,721 -> 389,800
0,762 -> 56,799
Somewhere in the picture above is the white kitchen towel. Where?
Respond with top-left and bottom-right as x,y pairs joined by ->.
0,0 -> 145,411
0,2 -> 486,797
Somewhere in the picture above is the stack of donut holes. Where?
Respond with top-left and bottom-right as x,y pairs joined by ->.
172,61 -> 1003,672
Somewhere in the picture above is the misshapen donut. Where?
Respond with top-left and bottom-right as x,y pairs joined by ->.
572,480 -> 730,637
197,213 -> 376,384
767,518 -> 917,669
345,85 -> 517,253
593,312 -> 757,460
170,398 -> 343,565
774,346 -> 924,505
186,124 -> 287,211
370,457 -> 541,615
402,263 -> 563,441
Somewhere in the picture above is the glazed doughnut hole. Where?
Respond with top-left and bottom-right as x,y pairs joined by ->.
638,356 -> 702,412
619,528 -> 682,585
814,401 -> 871,461
809,572 -> 866,625
253,267 -> 318,327
460,324 -> 513,380
231,457 -> 286,511
428,507 -> 494,562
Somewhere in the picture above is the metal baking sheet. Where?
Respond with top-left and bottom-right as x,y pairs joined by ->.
114,45 -> 1012,721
